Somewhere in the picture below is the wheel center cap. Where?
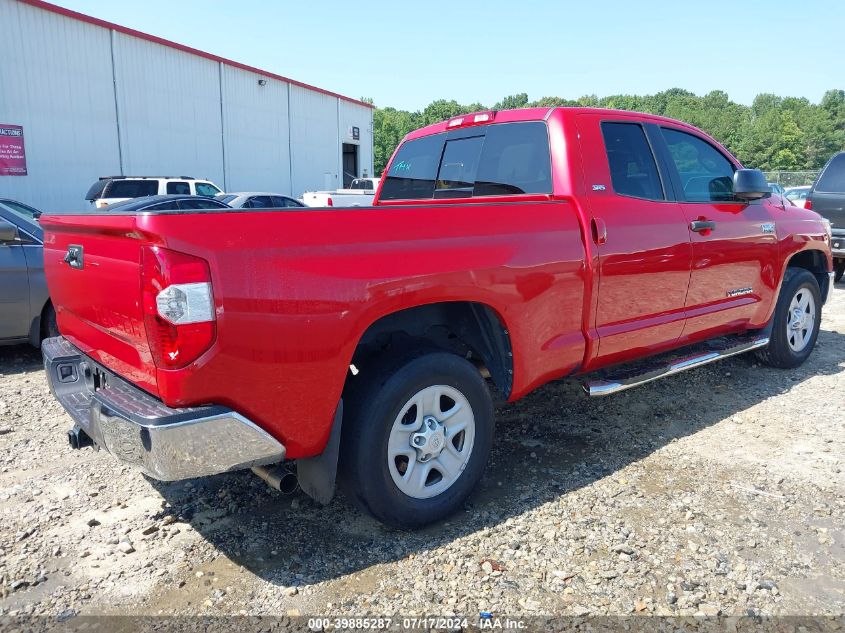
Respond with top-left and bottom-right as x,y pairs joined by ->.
411,416 -> 447,462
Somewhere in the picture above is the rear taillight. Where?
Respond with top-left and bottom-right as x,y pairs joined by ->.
326,197 -> 333,207
805,198 -> 813,210
141,246 -> 216,369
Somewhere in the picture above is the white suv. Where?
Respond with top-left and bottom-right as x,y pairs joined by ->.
85,177 -> 223,208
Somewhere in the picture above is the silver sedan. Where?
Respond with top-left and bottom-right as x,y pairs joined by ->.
0,199 -> 56,347
215,192 -> 305,209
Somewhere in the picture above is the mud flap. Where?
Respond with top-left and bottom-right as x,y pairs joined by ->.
296,400 -> 343,505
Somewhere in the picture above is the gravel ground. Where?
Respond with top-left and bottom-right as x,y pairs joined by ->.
1,284 -> 843,625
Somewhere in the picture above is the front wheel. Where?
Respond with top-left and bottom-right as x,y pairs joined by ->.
835,261 -> 844,283
756,268 -> 821,369
340,352 -> 494,529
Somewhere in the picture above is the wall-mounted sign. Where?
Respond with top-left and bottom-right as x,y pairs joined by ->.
347,126 -> 360,141
0,125 -> 27,176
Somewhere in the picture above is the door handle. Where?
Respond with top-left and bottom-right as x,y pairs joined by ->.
63,245 -> 84,269
690,220 -> 716,233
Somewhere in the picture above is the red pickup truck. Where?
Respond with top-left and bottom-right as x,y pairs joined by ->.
41,108 -> 834,528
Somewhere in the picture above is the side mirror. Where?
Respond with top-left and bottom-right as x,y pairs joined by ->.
734,169 -> 771,201
0,218 -> 19,243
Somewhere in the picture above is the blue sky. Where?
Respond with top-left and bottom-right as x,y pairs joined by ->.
54,0 -> 844,110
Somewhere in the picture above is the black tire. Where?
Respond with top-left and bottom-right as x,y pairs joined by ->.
41,304 -> 59,341
756,268 -> 821,369
340,351 -> 494,529
835,261 -> 844,283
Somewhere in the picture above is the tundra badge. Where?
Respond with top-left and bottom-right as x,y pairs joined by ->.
761,222 -> 776,234
727,287 -> 753,298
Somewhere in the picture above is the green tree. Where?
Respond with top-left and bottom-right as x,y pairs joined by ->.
371,89 -> 845,175
494,93 -> 529,110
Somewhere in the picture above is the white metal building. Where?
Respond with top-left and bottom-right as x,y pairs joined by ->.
0,0 -> 374,212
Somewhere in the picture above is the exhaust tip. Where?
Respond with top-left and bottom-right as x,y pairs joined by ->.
67,427 -> 93,450
252,465 -> 299,495
278,471 -> 299,495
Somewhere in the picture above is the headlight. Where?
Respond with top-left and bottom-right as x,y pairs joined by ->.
822,219 -> 832,241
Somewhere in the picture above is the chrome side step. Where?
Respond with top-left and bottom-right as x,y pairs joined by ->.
583,336 -> 769,397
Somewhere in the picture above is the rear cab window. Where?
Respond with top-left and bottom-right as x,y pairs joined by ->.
435,135 -> 484,198
380,121 -> 552,201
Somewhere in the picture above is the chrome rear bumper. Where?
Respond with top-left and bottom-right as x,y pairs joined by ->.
42,337 -> 285,481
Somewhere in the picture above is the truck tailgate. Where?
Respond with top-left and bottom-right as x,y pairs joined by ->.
42,214 -> 159,395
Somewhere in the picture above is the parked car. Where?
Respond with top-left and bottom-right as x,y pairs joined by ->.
0,200 -> 56,347
85,176 -> 223,209
806,152 -> 845,282
216,193 -> 305,209
39,108 -> 833,529
302,177 -> 380,207
768,182 -> 785,196
100,195 -> 232,212
784,185 -> 811,209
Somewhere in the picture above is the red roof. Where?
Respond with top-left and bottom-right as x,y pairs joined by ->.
18,0 -> 374,109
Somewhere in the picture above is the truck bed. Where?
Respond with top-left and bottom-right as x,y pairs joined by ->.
41,203 -> 586,457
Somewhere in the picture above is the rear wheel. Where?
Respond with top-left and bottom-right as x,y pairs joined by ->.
340,352 -> 494,529
756,269 -> 821,369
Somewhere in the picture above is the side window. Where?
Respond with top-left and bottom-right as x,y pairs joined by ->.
434,136 -> 484,198
380,133 -> 446,200
167,181 -> 191,195
146,200 -> 180,211
661,128 -> 736,202
195,182 -> 221,197
273,196 -> 302,207
601,122 -> 664,201
815,153 -> 845,193
104,180 -> 157,198
2,200 -> 40,221
247,196 -> 273,208
178,199 -> 228,210
474,122 -> 552,196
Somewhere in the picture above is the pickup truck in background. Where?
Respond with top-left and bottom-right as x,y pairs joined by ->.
806,151 -> 845,282
302,177 -> 380,207
40,108 -> 834,528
